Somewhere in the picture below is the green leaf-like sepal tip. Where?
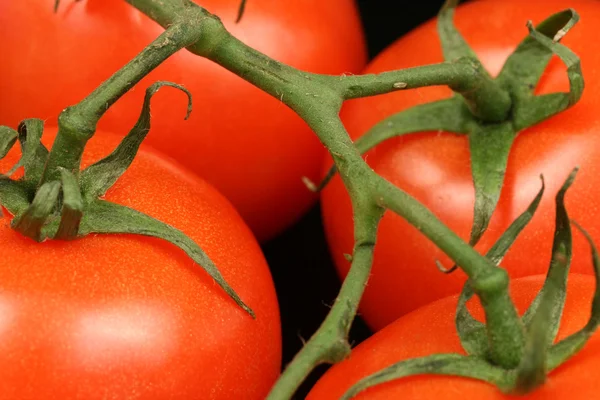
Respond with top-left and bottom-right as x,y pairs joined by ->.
80,81 -> 192,201
341,354 -> 511,400
309,97 -> 470,192
342,167 -> 600,398
0,127 -> 17,162
0,81 -> 254,318
16,119 -> 50,189
514,169 -> 576,393
456,176 -> 545,358
546,220 -> 600,370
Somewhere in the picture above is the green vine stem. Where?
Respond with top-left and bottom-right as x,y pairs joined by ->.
0,1 -> 586,399
42,4 -> 206,184
115,1 -> 586,398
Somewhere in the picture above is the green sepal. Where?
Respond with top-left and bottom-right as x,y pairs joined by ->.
521,170 -> 576,330
456,176 -> 545,357
455,282 -> 488,357
0,126 -> 18,162
547,221 -> 600,371
309,98 -> 469,192
437,0 -> 481,63
0,177 -> 31,217
11,180 -> 61,242
16,119 -> 50,188
462,9 -> 581,250
514,11 -> 582,131
341,354 -> 511,400
497,9 -> 579,99
55,168 -> 83,240
80,81 -> 192,201
513,170 -> 576,393
79,200 -> 255,318
467,123 -> 516,246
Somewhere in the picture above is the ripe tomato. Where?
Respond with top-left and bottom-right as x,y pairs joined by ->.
0,127 -> 281,399
322,0 -> 600,331
308,274 -> 600,399
0,0 -> 367,242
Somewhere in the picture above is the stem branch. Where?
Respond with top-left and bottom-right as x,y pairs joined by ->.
43,7 -> 206,183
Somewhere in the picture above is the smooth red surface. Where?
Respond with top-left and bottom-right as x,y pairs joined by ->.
0,128 -> 281,399
0,0 -> 367,241
308,274 -> 600,399
322,0 -> 600,331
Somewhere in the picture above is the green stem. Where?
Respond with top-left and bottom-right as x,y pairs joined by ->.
324,58 -> 511,123
126,0 -> 511,124
42,9 -> 205,183
267,202 -> 383,400
376,177 -> 524,368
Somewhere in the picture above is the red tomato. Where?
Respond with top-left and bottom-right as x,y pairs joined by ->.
0,0 -> 367,241
322,0 -> 600,331
0,127 -> 281,399
308,274 -> 600,399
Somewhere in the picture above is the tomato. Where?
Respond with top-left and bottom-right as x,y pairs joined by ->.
0,0 -> 367,242
321,0 -> 600,331
308,274 -> 600,399
0,127 -> 281,399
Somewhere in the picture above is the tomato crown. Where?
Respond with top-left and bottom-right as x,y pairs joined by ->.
0,82 -> 254,317
314,3 -> 582,264
341,166 -> 600,398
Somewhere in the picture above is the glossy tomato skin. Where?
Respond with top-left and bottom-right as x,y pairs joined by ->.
322,0 -> 600,331
308,274 -> 600,399
0,0 -> 367,242
0,128 -> 281,399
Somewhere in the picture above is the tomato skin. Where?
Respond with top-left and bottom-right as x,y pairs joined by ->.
0,0 -> 367,242
0,128 -> 281,399
322,0 -> 600,331
308,274 -> 600,399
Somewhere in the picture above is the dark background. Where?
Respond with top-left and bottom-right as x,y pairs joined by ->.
261,0 -> 452,398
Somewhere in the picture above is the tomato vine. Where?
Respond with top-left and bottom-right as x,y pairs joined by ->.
1,0 -> 598,399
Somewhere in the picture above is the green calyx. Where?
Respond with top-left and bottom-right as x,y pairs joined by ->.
0,81 -> 254,318
342,167 -> 600,398
313,2 -> 583,256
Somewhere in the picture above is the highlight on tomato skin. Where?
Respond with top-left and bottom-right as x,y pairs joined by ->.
307,274 -> 600,400
0,127 -> 282,400
0,0 -> 368,242
322,0 -> 600,332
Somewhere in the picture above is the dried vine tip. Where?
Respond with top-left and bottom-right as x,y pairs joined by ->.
0,82 -> 254,318
341,167 -> 589,399
310,165 -> 338,193
435,259 -> 458,274
301,176 -> 318,192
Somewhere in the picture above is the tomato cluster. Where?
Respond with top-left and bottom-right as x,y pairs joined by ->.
1,0 -> 600,399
